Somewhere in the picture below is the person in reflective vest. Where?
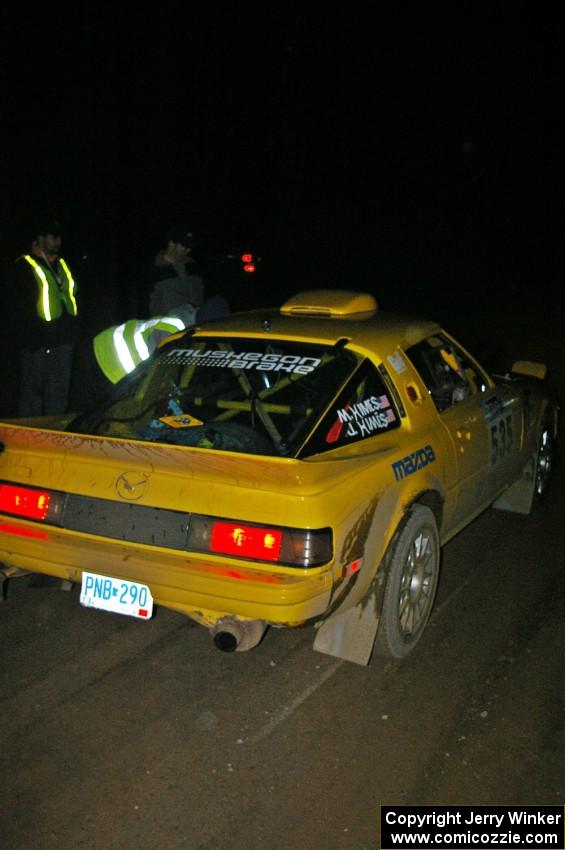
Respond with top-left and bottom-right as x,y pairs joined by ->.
11,218 -> 80,417
68,296 -> 229,411
21,252 -> 77,324
94,309 -> 196,384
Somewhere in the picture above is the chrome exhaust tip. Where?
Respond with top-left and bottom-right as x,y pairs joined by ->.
211,618 -> 268,652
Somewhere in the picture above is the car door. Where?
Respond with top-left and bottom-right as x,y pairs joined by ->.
479,381 -> 525,499
405,333 -> 492,528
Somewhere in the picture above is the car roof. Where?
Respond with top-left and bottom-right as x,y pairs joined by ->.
193,289 -> 441,355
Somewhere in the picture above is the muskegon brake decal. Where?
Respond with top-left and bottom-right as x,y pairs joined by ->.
392,444 -> 436,480
164,349 -> 321,375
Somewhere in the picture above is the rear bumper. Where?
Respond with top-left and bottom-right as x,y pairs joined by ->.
0,518 -> 333,626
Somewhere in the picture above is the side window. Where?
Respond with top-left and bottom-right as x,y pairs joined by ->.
406,335 -> 487,413
302,360 -> 400,456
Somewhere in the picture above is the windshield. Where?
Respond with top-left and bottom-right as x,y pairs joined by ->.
68,336 -> 360,457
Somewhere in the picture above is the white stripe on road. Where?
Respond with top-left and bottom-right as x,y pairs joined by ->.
249,570 -> 477,744
249,658 -> 345,743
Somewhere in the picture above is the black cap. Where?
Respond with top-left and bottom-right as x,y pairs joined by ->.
35,218 -> 62,238
166,225 -> 196,248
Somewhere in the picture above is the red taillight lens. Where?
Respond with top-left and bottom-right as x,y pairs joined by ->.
241,253 -> 253,263
0,482 -> 64,524
211,522 -> 282,561
0,484 -> 51,519
187,516 -> 332,567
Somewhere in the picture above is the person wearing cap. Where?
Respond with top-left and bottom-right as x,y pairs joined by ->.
9,219 -> 81,417
148,225 -> 205,315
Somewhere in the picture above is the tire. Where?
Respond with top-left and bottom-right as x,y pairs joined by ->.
533,417 -> 555,502
375,504 -> 440,659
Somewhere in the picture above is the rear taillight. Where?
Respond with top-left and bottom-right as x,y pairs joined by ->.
188,516 -> 332,568
0,482 -> 65,524
211,522 -> 283,561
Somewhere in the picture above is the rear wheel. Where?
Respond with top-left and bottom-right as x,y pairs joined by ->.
534,417 -> 555,501
375,504 -> 440,659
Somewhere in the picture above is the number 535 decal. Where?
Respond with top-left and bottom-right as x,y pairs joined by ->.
491,414 -> 513,464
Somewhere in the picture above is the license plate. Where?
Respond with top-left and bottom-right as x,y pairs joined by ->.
80,571 -> 154,620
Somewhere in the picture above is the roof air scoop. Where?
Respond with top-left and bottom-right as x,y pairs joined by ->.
280,290 -> 378,319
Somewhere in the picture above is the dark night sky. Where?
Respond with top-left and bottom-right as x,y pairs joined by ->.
2,4 -> 564,324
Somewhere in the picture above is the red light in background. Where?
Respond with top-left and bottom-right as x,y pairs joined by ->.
241,253 -> 255,273
211,522 -> 283,561
0,484 -> 52,520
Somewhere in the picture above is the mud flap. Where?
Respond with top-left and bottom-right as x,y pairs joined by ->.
492,456 -> 535,515
313,588 -> 380,666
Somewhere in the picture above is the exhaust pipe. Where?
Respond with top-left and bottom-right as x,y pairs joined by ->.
211,618 -> 268,653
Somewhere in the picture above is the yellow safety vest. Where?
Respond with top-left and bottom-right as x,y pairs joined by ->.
93,316 -> 188,384
21,255 -> 78,321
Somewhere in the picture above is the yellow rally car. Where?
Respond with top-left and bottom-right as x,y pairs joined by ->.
0,291 -> 559,664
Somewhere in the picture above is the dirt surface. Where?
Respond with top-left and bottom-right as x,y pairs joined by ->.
1,307 -> 563,850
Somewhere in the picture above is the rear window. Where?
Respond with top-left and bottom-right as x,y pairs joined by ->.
69,336 -> 361,457
301,359 -> 401,456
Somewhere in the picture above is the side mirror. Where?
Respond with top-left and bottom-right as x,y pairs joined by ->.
510,360 -> 547,380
